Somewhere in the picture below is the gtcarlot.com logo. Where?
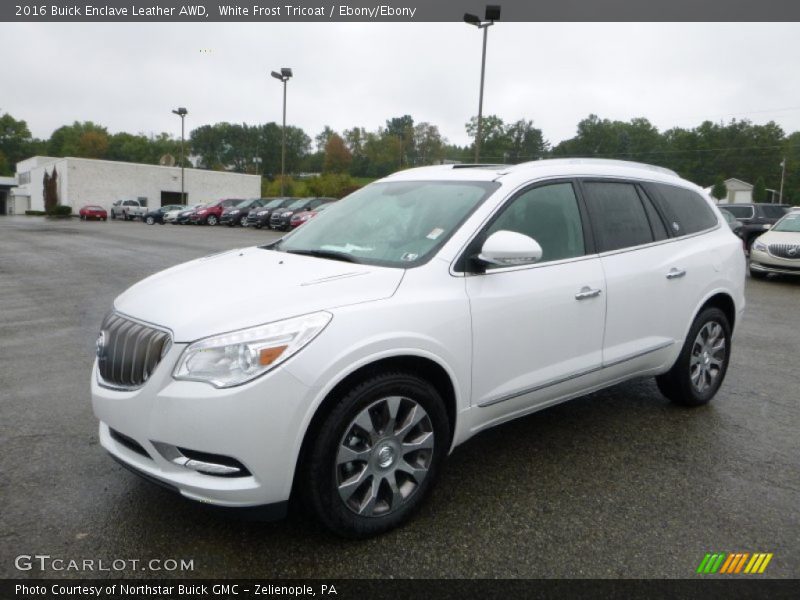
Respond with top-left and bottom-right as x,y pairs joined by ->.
697,552 -> 773,574
14,554 -> 194,572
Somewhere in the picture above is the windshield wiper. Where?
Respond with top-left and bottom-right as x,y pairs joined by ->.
285,249 -> 361,263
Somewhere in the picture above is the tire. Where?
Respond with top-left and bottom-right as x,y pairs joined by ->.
300,371 -> 450,538
240,216 -> 248,227
749,266 -> 768,280
656,307 -> 731,407
255,223 -> 262,229
207,215 -> 218,226
145,216 -> 155,225
111,212 -> 116,220
80,215 -> 85,221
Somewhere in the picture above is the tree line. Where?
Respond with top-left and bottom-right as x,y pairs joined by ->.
1,110 -> 798,203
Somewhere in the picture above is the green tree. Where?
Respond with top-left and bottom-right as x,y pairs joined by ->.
711,176 -> 728,201
0,112 -> 35,174
413,122 -> 445,165
753,176 -> 767,203
505,119 -> 549,163
48,121 -> 108,157
77,130 -> 109,158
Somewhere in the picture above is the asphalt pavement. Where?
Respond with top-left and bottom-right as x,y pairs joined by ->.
0,216 -> 798,579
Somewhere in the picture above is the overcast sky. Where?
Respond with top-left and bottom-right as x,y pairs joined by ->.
3,22 -> 800,149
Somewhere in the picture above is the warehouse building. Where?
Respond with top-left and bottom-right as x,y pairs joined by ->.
7,156 -> 261,215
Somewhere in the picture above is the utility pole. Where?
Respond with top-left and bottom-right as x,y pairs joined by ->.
171,107 -> 188,203
271,68 -> 293,196
464,6 -> 501,163
779,157 -> 786,204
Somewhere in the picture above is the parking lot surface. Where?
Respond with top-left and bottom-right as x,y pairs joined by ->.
1,216 -> 798,578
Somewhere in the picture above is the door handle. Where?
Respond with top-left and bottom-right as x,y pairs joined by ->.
575,286 -> 602,300
666,268 -> 686,280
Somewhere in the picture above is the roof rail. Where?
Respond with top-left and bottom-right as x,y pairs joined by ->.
450,163 -> 506,169
511,158 -> 679,177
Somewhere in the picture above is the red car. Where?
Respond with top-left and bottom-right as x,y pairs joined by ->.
79,205 -> 108,221
188,198 -> 244,226
289,202 -> 334,229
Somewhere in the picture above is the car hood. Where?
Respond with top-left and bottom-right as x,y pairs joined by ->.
760,230 -> 800,244
114,247 -> 405,342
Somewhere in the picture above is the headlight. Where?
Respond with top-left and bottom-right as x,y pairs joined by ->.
173,312 -> 332,388
230,209 -> 240,214
753,240 -> 768,252
281,211 -> 293,217
198,210 -> 208,215
257,210 -> 267,216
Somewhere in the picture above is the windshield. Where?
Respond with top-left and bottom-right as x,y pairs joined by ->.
286,199 -> 308,211
773,212 -> 800,232
272,181 -> 499,267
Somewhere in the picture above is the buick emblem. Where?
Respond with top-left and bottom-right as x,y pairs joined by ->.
96,331 -> 106,358
789,247 -> 798,257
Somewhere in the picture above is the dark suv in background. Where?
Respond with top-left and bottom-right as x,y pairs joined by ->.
220,198 -> 267,227
246,198 -> 293,229
269,197 -> 336,231
718,203 -> 791,251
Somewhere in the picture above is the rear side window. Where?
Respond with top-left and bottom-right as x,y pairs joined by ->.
648,183 -> 718,235
722,205 -> 754,219
761,205 -> 789,219
583,182 -> 654,252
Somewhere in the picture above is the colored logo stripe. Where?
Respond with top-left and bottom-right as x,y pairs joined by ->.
697,552 -> 773,574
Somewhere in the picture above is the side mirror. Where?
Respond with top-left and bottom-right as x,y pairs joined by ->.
477,230 -> 543,268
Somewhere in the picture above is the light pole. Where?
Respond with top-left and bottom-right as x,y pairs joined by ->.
270,67 -> 293,196
779,157 -> 786,204
171,107 -> 188,203
464,5 -> 500,163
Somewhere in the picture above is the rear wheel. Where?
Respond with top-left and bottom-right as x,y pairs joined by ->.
240,216 -> 248,227
301,372 -> 449,538
145,216 -> 155,225
207,215 -> 218,226
656,307 -> 731,407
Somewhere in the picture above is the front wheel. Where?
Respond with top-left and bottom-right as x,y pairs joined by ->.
301,372 -> 449,538
145,216 -> 155,225
239,216 -> 248,227
656,307 -> 731,407
206,215 -> 218,226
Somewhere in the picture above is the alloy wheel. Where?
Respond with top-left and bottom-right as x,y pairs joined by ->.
690,321 -> 726,393
336,396 -> 434,517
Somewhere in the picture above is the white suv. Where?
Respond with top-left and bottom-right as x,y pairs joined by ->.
92,159 -> 745,537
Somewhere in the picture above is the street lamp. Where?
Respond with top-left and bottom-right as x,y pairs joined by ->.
171,107 -> 188,204
270,67 -> 293,196
464,5 -> 501,163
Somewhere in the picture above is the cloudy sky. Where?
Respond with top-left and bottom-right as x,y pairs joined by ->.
3,22 -> 800,148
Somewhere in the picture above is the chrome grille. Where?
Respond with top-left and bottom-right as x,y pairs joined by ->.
97,313 -> 171,389
768,244 -> 800,259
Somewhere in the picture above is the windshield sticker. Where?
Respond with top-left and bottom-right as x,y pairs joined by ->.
426,227 -> 445,240
401,253 -> 419,261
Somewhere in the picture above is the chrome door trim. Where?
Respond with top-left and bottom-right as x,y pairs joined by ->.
478,340 -> 675,408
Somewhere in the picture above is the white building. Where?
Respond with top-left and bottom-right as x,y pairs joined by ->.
8,156 -> 261,215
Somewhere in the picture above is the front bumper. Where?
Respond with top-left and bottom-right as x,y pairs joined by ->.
91,346 -> 318,508
270,215 -> 290,230
750,249 -> 800,276
220,213 -> 244,225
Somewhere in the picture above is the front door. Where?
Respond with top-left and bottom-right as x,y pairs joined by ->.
465,181 -> 606,415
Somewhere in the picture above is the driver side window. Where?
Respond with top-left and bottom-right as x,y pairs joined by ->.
485,182 -> 586,266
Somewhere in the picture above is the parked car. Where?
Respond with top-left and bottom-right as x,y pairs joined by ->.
164,205 -> 195,224
92,159 -> 745,537
246,197 -> 294,229
719,208 -> 743,238
175,204 -> 204,225
78,205 -> 108,221
269,197 -> 337,231
749,211 -> 800,279
717,203 -> 791,251
220,198 -> 268,227
143,204 -> 186,225
189,199 -> 244,226
289,201 -> 334,229
110,199 -> 148,221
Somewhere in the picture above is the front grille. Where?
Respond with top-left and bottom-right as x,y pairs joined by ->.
768,243 -> 800,259
97,313 -> 171,389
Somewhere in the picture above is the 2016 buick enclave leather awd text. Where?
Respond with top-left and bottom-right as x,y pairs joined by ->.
92,159 -> 745,537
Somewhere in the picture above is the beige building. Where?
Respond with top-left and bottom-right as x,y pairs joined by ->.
8,156 -> 261,214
